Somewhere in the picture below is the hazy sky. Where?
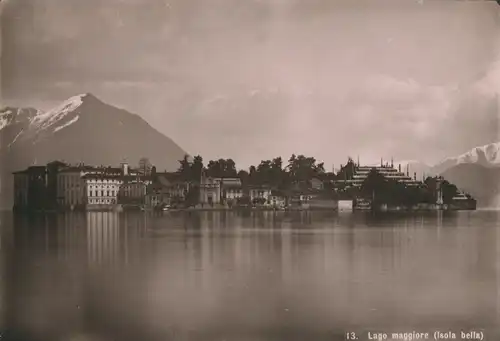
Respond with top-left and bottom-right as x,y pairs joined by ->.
1,0 -> 499,169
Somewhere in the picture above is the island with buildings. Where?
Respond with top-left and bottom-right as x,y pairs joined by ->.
11,155 -> 476,213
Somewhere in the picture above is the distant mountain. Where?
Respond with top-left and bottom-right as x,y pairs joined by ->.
430,142 -> 500,175
0,93 -> 187,208
430,142 -> 500,207
440,163 -> 500,208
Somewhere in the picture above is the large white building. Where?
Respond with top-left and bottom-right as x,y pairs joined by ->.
57,164 -> 141,209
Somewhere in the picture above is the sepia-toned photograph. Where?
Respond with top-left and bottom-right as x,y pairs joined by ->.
0,0 -> 499,340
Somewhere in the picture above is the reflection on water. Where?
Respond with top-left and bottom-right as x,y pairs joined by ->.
0,211 -> 499,341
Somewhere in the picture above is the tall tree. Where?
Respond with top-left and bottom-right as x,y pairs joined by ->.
190,155 -> 204,182
286,154 -> 322,185
248,165 -> 257,184
315,162 -> 325,174
442,180 -> 458,204
238,170 -> 250,185
206,160 -> 222,178
177,154 -> 192,181
270,157 -> 285,186
206,158 -> 238,178
224,159 -> 238,177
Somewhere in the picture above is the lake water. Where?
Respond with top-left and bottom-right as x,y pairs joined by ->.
0,210 -> 499,341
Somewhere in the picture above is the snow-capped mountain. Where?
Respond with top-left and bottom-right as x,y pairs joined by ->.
431,142 -> 500,207
30,94 -> 84,132
431,142 -> 500,175
0,107 -> 39,131
0,107 -> 39,151
0,93 -> 187,208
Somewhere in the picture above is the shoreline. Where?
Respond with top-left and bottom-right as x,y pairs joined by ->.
10,206 -> 477,214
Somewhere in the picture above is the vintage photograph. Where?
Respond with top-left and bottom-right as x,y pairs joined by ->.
0,0 -> 499,340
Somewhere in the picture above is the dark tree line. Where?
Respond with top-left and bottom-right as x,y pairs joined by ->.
175,153 -> 329,189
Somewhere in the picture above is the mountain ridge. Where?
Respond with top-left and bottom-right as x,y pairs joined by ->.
429,142 -> 500,207
431,142 -> 500,175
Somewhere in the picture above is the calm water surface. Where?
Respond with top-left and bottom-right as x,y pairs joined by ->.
0,210 -> 499,341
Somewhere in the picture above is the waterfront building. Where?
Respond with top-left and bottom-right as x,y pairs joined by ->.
268,190 -> 286,208
335,158 -> 424,189
219,178 -> 243,204
287,191 -> 314,208
46,161 -> 68,209
199,175 -> 242,205
144,170 -> 188,207
248,185 -> 271,203
145,184 -> 168,207
12,170 -> 29,209
82,172 -> 122,208
118,176 -> 152,205
58,166 -> 89,208
153,172 -> 190,201
12,166 -> 47,211
199,175 -> 221,205
60,162 -> 148,209
225,184 -> 244,201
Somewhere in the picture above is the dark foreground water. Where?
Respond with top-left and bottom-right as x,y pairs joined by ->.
0,210 -> 499,341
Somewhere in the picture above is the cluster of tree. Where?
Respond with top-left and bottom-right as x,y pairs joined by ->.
423,176 -> 460,205
359,168 -> 460,207
175,153 -> 330,189
167,153 -> 331,207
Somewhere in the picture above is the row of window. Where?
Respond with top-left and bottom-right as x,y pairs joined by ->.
89,190 -> 116,197
87,179 -> 121,184
89,199 -> 115,205
89,185 -> 118,189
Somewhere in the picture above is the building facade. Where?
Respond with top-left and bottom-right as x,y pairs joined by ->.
13,161 -> 151,211
118,176 -> 151,205
58,168 -> 87,208
268,190 -> 286,208
198,176 -> 244,205
83,174 -> 122,207
249,186 -> 272,203
13,166 -> 49,211
145,185 -> 168,207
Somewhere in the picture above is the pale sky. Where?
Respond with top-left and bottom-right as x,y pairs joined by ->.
1,0 -> 499,169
